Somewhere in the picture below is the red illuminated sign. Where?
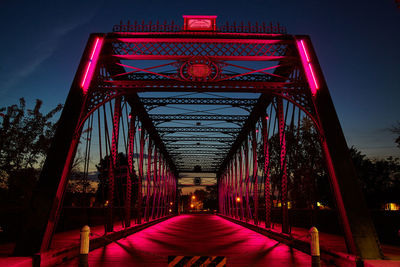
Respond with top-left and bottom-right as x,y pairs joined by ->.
183,15 -> 217,31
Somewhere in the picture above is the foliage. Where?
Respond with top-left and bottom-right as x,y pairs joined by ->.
189,186 -> 218,211
349,147 -> 400,209
0,98 -> 62,205
204,185 -> 218,210
95,153 -> 137,207
257,116 -> 400,210
258,117 -> 331,209
390,122 -> 400,149
0,98 -> 62,172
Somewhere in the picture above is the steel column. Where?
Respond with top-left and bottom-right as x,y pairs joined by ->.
230,160 -> 235,217
238,149 -> 244,220
262,116 -> 271,228
156,156 -> 163,218
145,138 -> 152,222
244,140 -> 250,223
106,97 -> 122,232
126,114 -> 136,228
137,129 -> 145,224
228,163 -> 233,216
234,155 -> 239,219
151,148 -> 158,219
277,98 -> 289,233
252,128 -> 258,225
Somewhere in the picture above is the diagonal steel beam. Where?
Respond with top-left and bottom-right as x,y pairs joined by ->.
216,65 -> 293,177
101,52 -> 179,177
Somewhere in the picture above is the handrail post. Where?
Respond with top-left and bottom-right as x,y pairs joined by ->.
310,226 -> 321,267
79,225 -> 90,267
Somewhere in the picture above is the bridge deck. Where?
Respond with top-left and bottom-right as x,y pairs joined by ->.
57,214 -> 323,266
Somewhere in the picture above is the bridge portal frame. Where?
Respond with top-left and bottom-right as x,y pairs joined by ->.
14,21 -> 382,261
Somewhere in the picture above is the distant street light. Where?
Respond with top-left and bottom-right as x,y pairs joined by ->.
236,197 -> 241,203
192,195 -> 196,200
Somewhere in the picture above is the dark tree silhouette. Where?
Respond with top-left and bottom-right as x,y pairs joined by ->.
349,147 -> 400,209
0,98 -> 62,205
95,153 -> 137,207
258,117 -> 331,209
390,122 -> 400,149
0,98 -> 62,172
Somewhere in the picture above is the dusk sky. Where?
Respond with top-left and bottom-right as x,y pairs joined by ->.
0,0 -> 399,159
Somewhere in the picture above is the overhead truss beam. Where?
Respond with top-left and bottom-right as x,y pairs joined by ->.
171,150 -> 226,155
149,114 -> 248,122
140,97 -> 258,106
163,136 -> 235,143
156,127 -> 240,134
166,144 -> 230,149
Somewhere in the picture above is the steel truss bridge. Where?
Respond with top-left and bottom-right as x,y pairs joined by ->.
13,15 -> 383,262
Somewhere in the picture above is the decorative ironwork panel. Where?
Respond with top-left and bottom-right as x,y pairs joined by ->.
140,97 -> 258,106
156,127 -> 241,134
112,39 -> 292,60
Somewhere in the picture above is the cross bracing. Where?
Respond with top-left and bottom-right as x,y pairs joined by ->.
162,136 -> 235,143
149,114 -> 248,122
166,144 -> 230,149
156,127 -> 241,134
140,97 -> 257,107
170,150 -> 226,155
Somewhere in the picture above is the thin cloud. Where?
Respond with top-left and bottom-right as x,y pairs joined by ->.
0,11 -> 97,94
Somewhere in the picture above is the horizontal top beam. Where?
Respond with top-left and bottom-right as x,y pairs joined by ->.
149,114 -> 248,122
170,150 -> 226,155
166,144 -> 230,149
115,37 -> 288,44
162,136 -> 235,142
141,97 -> 258,106
156,127 -> 240,133
113,55 -> 291,61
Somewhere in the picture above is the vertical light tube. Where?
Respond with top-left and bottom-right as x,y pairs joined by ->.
81,37 -> 104,93
296,39 -> 319,95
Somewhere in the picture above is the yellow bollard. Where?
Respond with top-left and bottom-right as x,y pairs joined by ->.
79,225 -> 90,267
310,227 -> 321,267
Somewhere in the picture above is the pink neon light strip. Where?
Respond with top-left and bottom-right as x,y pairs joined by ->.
296,39 -> 319,95
81,38 -> 99,88
300,40 -> 310,62
308,63 -> 319,90
81,37 -> 103,92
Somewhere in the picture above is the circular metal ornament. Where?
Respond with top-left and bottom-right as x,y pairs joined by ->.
180,57 -> 219,81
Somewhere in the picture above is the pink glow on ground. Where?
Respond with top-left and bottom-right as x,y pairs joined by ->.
296,39 -> 319,95
81,37 -> 103,93
57,214 -> 321,266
